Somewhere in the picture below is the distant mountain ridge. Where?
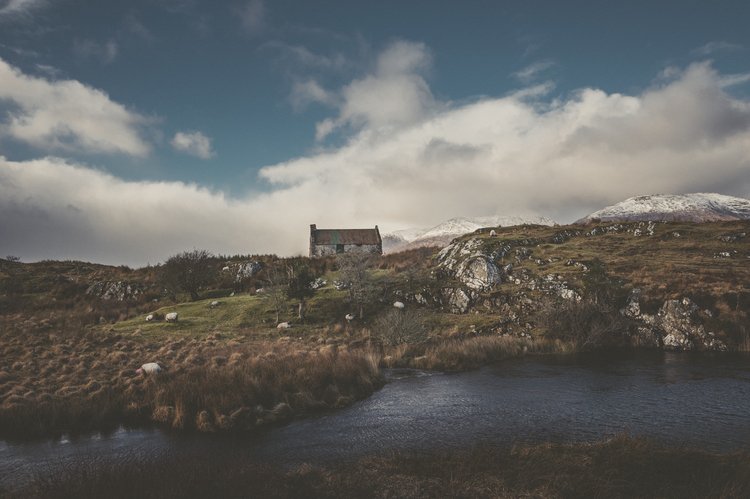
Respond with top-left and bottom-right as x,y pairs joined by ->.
576,193 -> 750,224
383,215 -> 557,253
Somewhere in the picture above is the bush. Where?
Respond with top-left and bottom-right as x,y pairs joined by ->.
160,250 -> 214,301
375,309 -> 427,346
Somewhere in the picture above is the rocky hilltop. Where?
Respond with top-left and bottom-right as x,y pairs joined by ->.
383,215 -> 557,252
576,193 -> 750,224
392,220 -> 750,352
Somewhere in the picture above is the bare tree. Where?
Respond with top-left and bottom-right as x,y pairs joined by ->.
375,308 -> 427,346
337,252 -> 377,319
285,262 -> 316,321
160,249 -> 214,301
260,265 -> 289,324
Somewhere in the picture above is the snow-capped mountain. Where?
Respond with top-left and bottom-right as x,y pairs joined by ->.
575,193 -> 750,224
383,215 -> 557,253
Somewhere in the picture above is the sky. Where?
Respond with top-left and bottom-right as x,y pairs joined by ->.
1,0 -> 750,265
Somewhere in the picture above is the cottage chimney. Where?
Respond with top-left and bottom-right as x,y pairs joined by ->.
309,224 -> 317,257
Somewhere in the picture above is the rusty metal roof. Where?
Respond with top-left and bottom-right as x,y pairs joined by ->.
311,228 -> 381,245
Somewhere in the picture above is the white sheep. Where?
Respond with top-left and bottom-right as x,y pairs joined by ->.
276,322 -> 292,329
145,314 -> 154,322
393,301 -> 405,309
165,312 -> 178,322
489,229 -> 497,237
210,300 -> 220,308
345,313 -> 355,321
136,362 -> 162,375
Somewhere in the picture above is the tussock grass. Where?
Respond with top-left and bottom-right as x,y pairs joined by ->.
0,319 -> 383,438
9,435 -> 750,498
416,335 -> 573,371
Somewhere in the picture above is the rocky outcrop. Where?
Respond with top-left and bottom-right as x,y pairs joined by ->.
656,298 -> 726,351
86,281 -> 143,301
622,292 -> 726,351
222,261 -> 262,283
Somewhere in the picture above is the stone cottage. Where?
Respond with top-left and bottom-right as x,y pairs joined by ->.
309,224 -> 382,257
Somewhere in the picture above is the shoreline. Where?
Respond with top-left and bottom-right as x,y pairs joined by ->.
5,434 -> 750,498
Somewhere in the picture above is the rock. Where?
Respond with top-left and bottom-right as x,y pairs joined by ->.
233,261 -> 262,283
209,300 -> 220,308
655,298 -> 726,351
86,281 -> 143,301
277,322 -> 292,329
558,288 -> 581,301
443,288 -> 471,314
456,256 -> 502,291
310,277 -> 327,289
719,232 -> 746,243
621,289 -> 642,318
393,301 -> 405,309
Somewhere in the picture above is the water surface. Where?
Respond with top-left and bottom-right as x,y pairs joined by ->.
3,351 -> 750,488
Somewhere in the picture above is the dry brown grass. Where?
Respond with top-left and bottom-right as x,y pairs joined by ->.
9,435 -> 750,498
416,335 -> 573,371
0,318 -> 383,438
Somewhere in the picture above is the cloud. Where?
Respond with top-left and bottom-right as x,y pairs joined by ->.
3,51 -> 750,266
239,0 -> 265,35
0,0 -> 45,19
289,79 -> 337,110
261,41 -> 349,71
692,41 -> 744,56
0,156 -> 266,266
171,131 -> 215,159
0,57 -> 151,156
72,38 -> 119,64
314,40 -> 436,139
512,60 -> 555,83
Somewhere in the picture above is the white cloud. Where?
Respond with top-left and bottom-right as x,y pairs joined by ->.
0,57 -> 151,156
290,79 -> 337,110
692,41 -> 744,56
0,0 -> 45,18
315,40 -> 437,139
239,0 -> 265,35
72,39 -> 119,64
513,60 -> 555,83
171,131 -> 215,159
3,52 -> 750,266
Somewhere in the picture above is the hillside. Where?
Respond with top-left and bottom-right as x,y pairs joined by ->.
576,193 -> 750,224
1,221 -> 750,437
383,215 -> 557,252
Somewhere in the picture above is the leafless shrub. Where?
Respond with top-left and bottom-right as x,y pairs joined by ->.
375,309 -> 427,346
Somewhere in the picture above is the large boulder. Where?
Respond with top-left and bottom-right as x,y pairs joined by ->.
456,256 -> 502,291
436,238 -> 507,306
